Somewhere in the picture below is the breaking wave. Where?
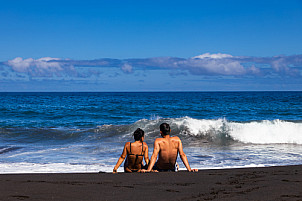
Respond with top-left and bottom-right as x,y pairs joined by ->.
128,117 -> 302,145
1,117 -> 302,145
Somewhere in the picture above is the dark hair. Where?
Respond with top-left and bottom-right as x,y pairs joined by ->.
133,128 -> 144,141
160,123 -> 170,135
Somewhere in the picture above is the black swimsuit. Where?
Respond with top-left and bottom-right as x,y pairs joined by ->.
124,142 -> 144,172
153,162 -> 176,172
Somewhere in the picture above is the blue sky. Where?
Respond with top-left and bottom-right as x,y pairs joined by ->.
0,0 -> 302,91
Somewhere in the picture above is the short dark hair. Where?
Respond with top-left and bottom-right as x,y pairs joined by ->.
160,123 -> 170,135
133,128 -> 144,141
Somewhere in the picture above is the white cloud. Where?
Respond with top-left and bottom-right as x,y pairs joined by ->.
7,57 -> 33,73
192,53 -> 233,59
121,63 -> 133,73
2,53 -> 302,79
5,57 -> 76,77
180,58 -> 247,75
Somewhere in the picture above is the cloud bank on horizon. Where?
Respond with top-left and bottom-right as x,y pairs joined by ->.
1,53 -> 302,79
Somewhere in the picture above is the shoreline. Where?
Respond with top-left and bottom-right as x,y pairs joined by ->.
1,165 -> 302,200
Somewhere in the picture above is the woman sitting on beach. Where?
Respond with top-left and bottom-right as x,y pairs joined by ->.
113,128 -> 149,173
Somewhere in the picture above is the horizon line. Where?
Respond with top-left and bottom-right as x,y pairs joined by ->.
1,90 -> 302,93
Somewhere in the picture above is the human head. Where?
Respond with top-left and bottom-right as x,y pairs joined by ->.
160,123 -> 170,136
133,128 -> 144,141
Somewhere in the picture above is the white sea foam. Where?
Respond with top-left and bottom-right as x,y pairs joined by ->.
229,120 -> 302,144
173,117 -> 302,144
0,162 -> 114,174
174,117 -> 225,135
0,162 -> 269,174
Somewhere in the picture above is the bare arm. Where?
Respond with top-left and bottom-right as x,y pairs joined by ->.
178,140 -> 198,172
144,143 -> 149,165
146,140 -> 160,171
113,143 -> 128,173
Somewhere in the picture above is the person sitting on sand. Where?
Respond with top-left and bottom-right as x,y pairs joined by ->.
141,123 -> 198,172
113,128 -> 149,173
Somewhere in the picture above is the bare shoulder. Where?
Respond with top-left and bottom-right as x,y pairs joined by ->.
123,142 -> 131,152
125,142 -> 131,147
143,142 -> 148,147
155,138 -> 164,143
170,136 -> 181,148
154,138 -> 165,146
171,136 -> 181,142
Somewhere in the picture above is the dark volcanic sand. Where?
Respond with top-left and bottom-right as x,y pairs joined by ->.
1,165 -> 302,201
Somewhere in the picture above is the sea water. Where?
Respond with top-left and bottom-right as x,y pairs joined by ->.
1,92 -> 302,173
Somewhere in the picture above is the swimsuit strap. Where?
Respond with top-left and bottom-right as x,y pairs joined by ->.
127,142 -> 143,156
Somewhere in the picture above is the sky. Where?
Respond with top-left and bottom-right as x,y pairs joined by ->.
0,0 -> 302,91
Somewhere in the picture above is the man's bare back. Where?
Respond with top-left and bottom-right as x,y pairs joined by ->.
154,136 -> 180,170
143,123 -> 198,172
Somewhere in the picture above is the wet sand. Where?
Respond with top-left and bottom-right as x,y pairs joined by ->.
1,165 -> 302,201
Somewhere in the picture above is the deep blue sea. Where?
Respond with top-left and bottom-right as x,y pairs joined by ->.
1,92 -> 302,173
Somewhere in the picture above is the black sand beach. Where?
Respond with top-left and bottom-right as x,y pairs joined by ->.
1,165 -> 302,201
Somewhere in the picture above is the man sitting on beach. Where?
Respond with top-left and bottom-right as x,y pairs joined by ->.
142,123 -> 198,172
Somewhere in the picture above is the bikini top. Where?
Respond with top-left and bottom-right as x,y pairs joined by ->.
128,142 -> 144,157
124,142 -> 144,172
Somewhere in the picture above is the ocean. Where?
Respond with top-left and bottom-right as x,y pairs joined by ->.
1,92 -> 302,173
